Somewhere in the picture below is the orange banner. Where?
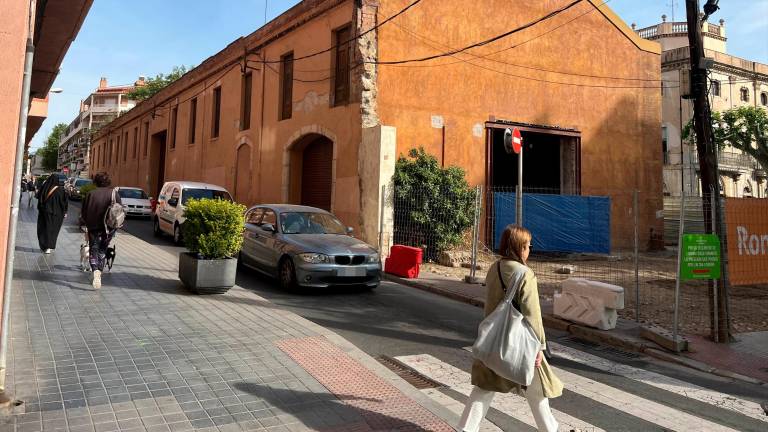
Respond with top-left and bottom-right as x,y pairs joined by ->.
725,198 -> 768,286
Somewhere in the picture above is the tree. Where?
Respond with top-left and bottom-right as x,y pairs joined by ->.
37,122 -> 67,172
393,148 -> 476,261
684,106 -> 768,173
126,65 -> 192,102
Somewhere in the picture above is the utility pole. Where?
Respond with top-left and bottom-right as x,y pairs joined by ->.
685,0 -> 729,342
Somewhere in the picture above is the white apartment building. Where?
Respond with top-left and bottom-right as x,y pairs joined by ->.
58,77 -> 143,178
636,16 -> 768,198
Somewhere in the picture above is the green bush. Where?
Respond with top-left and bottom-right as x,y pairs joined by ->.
182,198 -> 246,259
393,148 -> 475,261
79,183 -> 97,197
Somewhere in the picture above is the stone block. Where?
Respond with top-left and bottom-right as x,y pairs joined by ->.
553,278 -> 625,330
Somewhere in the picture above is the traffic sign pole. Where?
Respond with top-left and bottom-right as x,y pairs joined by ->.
517,146 -> 523,226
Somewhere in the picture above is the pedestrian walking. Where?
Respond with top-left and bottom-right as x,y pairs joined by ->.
36,174 -> 68,253
27,177 -> 36,207
79,172 -> 121,289
19,177 -> 27,206
458,225 -> 563,432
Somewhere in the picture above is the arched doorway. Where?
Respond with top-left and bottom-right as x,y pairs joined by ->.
234,144 -> 252,204
299,136 -> 333,210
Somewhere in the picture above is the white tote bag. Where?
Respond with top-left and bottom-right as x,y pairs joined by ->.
472,262 -> 541,386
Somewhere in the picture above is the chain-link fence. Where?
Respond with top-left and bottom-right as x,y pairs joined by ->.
385,182 -> 768,338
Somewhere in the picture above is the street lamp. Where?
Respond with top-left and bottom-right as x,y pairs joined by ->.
49,88 -> 63,93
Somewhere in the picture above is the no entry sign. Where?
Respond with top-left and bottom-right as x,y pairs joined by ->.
680,234 -> 721,280
503,128 -> 523,154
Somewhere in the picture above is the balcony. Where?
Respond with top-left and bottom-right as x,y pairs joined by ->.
636,21 -> 724,41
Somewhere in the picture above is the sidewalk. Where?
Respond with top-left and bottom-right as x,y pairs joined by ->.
0,209 -> 457,432
385,271 -> 768,386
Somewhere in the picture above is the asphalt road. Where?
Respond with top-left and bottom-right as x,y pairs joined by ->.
99,207 -> 768,430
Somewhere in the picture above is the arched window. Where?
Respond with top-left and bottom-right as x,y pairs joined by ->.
743,183 -> 753,198
761,92 -> 768,106
740,87 -> 750,102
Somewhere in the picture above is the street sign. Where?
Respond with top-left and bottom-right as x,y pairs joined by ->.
62,167 -> 69,174
503,128 -> 523,154
680,234 -> 721,280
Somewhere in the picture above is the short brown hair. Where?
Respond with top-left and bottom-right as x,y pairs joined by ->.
94,172 -> 111,187
498,225 -> 532,264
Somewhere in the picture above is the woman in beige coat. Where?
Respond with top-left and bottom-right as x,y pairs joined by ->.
458,225 -> 563,432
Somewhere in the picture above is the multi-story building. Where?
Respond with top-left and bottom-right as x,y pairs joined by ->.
90,0 -> 663,250
57,77 -> 143,178
636,16 -> 768,198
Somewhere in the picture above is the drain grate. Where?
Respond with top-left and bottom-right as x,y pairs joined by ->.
559,336 -> 640,359
598,346 -> 641,359
560,335 -> 600,350
376,356 -> 444,390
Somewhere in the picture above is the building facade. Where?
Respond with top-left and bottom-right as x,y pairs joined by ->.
90,0 -> 663,250
58,77 -> 142,178
636,16 -> 768,198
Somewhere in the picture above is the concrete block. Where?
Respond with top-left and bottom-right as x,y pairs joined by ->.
640,325 -> 689,352
553,278 -> 625,330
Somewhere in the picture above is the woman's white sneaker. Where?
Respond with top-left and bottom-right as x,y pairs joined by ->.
92,270 -> 102,289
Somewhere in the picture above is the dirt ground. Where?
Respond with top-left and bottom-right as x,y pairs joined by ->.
422,251 -> 768,337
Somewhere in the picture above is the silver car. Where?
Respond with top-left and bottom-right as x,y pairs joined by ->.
239,204 -> 381,290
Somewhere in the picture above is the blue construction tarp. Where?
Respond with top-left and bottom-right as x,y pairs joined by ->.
493,193 -> 611,254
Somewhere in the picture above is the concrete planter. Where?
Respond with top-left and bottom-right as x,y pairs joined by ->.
178,252 -> 237,294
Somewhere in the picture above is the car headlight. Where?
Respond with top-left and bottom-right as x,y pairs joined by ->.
298,253 -> 331,264
366,253 -> 380,263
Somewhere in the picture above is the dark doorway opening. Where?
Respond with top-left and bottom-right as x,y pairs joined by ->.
300,136 -> 333,210
487,124 -> 581,194
149,130 -> 167,197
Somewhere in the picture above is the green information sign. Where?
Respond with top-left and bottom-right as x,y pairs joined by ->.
680,234 -> 721,280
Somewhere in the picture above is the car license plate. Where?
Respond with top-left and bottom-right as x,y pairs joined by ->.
337,267 -> 365,277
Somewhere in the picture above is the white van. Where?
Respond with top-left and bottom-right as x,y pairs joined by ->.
153,181 -> 232,244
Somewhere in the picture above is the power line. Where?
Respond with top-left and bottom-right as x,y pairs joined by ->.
376,1 -> 673,83
253,0 -> 425,64
369,0 -> 584,66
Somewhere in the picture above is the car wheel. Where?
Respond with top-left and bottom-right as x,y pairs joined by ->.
153,218 -> 161,237
279,258 -> 298,291
173,224 -> 182,245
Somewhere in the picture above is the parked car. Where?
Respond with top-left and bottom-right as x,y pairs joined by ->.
239,204 -> 381,290
153,181 -> 232,244
67,178 -> 93,200
116,187 -> 153,218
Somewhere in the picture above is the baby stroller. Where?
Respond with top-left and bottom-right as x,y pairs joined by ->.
80,227 -> 117,272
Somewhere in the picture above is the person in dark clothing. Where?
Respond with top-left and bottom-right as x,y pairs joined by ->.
36,174 -> 68,253
26,178 -> 36,207
79,172 -> 121,289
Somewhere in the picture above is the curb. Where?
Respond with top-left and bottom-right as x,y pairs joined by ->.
385,273 -> 768,387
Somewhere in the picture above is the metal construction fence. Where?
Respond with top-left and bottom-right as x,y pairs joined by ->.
386,183 -> 768,338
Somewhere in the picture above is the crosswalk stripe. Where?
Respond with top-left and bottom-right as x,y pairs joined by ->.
550,365 -> 738,431
395,354 -> 604,432
550,342 -> 768,424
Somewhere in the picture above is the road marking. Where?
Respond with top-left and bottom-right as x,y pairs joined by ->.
550,342 -> 768,423
395,354 -> 603,432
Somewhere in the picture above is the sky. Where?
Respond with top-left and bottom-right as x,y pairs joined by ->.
31,0 -> 768,151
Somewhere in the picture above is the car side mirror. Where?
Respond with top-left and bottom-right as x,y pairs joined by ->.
346,226 -> 354,234
261,223 -> 276,233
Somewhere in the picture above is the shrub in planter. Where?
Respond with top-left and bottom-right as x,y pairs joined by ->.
79,183 -> 97,197
178,198 -> 246,294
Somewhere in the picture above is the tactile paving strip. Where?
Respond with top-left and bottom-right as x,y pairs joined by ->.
276,336 -> 455,432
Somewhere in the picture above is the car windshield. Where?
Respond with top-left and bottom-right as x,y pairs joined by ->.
74,179 -> 92,187
118,189 -> 147,199
181,188 -> 232,205
280,212 -> 346,235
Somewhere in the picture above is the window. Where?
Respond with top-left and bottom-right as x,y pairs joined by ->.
240,72 -> 252,130
662,126 -> 669,164
246,208 -> 264,225
279,52 -> 293,120
123,131 -> 128,161
115,136 -> 120,164
169,188 -> 180,207
711,80 -> 720,96
170,106 -> 178,149
661,82 -> 665,96
740,87 -> 750,102
211,87 -> 222,138
333,25 -> 352,106
189,98 -> 197,144
143,122 -> 149,157
761,92 -> 768,106
261,209 -> 277,228
180,188 -> 232,205
133,127 -> 138,158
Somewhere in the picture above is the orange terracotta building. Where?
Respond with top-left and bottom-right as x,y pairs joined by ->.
91,0 -> 663,249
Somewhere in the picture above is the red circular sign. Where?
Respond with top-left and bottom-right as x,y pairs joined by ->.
511,128 -> 522,154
